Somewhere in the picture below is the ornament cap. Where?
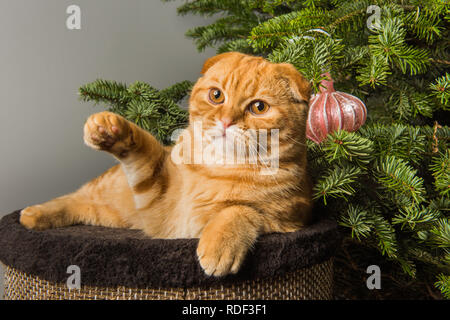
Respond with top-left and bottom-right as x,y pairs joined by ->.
319,72 -> 335,93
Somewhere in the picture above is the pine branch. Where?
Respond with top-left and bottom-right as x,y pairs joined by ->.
393,206 -> 442,230
374,155 -> 426,205
430,73 -> 450,107
404,7 -> 443,44
217,39 -> 255,54
339,204 -> 372,240
327,0 -> 370,31
249,8 -> 331,49
322,130 -> 375,167
356,54 -> 391,88
435,274 -> 450,299
430,149 -> 450,197
360,124 -> 427,166
176,0 -> 260,19
428,218 -> 450,248
366,210 -> 398,259
429,196 -> 450,213
340,45 -> 369,69
368,17 -> 430,75
268,35 -> 344,90
159,80 -> 194,103
186,16 -> 253,51
385,85 -> 435,120
313,163 -> 362,204
79,79 -> 130,109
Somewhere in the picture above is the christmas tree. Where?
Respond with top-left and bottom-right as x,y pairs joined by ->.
79,0 -> 449,299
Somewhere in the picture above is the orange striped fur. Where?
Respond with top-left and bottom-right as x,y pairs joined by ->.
20,52 -> 312,276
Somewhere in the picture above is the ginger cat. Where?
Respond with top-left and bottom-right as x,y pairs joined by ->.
20,52 -> 312,276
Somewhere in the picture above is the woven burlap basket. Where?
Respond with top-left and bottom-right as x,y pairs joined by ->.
0,211 -> 340,300
3,260 -> 333,300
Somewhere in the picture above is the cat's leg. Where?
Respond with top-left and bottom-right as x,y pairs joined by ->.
197,205 -> 262,276
20,190 -> 127,230
83,111 -> 167,210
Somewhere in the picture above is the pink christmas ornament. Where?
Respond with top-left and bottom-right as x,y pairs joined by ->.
306,73 -> 367,144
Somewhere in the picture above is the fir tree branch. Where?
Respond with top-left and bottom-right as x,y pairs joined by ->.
366,210 -> 398,259
313,164 -> 362,204
435,274 -> 450,299
159,80 -> 194,103
374,155 -> 426,204
339,204 -> 372,240
429,149 -> 450,197
322,130 -> 375,167
79,79 -> 130,108
368,17 -> 430,75
393,206 -> 442,230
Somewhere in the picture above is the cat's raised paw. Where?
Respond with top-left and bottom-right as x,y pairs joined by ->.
83,111 -> 136,156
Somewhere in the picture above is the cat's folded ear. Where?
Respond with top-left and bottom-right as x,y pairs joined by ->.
201,52 -> 245,74
277,63 -> 311,104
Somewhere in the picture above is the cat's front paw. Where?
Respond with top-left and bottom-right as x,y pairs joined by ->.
20,206 -> 52,230
83,111 -> 136,157
197,233 -> 248,277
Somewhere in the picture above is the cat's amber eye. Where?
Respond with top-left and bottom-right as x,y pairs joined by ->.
208,88 -> 225,104
249,100 -> 270,115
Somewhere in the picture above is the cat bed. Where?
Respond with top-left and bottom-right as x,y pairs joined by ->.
0,210 -> 340,300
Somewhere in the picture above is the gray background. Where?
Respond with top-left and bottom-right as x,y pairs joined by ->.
0,0 -> 215,299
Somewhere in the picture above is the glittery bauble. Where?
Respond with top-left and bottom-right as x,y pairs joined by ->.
306,73 -> 367,144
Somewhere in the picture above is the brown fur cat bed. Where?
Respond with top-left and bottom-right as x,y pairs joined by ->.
0,210 -> 340,300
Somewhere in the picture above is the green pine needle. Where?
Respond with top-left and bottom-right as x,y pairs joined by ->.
428,218 -> 450,248
375,155 -> 426,205
393,206 -> 442,230
313,164 -> 362,203
368,17 -> 430,75
430,149 -> 450,197
367,210 -> 399,259
322,130 -> 375,167
430,73 -> 450,108
159,80 -> 194,103
339,204 -> 372,240
435,274 -> 450,299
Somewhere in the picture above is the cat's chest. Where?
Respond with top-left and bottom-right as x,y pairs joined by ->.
169,180 -> 229,238
187,175 -> 242,202
179,166 -> 273,206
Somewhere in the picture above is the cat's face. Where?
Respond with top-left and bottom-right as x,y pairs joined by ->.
187,52 -> 311,168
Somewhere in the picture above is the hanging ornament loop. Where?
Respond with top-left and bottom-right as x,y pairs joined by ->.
319,72 -> 335,93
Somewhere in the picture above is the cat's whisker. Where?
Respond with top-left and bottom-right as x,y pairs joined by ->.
284,135 -> 307,147
246,142 -> 282,191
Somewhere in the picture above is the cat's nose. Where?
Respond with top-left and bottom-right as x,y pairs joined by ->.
221,118 -> 232,130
